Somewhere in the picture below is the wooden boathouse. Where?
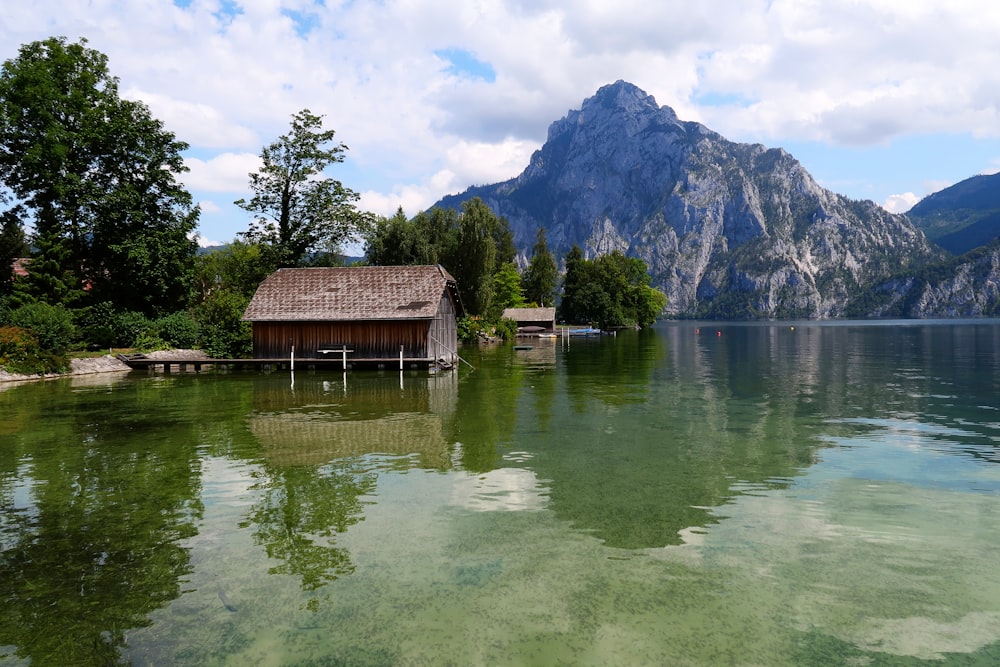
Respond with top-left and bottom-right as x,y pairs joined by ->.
241,265 -> 464,369
503,307 -> 556,334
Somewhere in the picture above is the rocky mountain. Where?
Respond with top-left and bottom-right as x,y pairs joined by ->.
436,81 -> 949,319
857,242 -> 1000,318
907,172 -> 1000,255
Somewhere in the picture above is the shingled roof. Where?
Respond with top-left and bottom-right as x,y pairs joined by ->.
502,307 -> 556,322
242,265 -> 463,322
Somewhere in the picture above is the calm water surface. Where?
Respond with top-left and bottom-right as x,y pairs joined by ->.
2,321 -> 1000,665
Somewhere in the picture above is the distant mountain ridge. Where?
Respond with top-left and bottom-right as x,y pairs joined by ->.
436,81 -> 954,319
906,172 -> 1000,255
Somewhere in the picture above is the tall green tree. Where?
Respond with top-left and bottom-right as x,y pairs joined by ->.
87,98 -> 199,314
558,245 -> 588,324
237,109 -> 373,267
10,232 -> 84,307
366,206 -> 460,267
490,262 -> 525,320
522,227 -> 558,307
559,247 -> 666,328
363,198 -> 514,318
0,37 -> 198,315
449,198 -> 498,317
193,240 -> 274,301
0,206 -> 27,295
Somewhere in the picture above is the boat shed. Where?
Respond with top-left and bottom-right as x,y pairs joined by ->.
502,307 -> 557,333
242,265 -> 464,366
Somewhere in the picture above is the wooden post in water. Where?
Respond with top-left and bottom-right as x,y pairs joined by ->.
290,344 -> 295,371
399,345 -> 404,370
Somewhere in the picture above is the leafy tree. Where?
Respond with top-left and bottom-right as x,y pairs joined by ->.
365,208 -> 428,266
0,206 -> 27,295
522,227 -> 558,307
237,109 -> 374,267
449,198 -> 498,316
558,245 -> 589,324
363,198 -> 514,319
559,247 -> 666,328
0,36 -> 198,314
9,232 -> 84,307
490,262 -> 525,319
86,100 -> 199,315
365,206 -> 459,267
193,240 -> 275,301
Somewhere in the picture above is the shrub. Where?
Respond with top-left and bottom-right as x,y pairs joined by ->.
457,315 -> 518,343
494,317 -> 518,341
155,311 -> 200,349
0,297 -> 11,326
7,302 -> 76,355
133,330 -> 169,353
193,289 -> 252,358
0,326 -> 68,375
74,301 -> 116,348
110,310 -> 155,348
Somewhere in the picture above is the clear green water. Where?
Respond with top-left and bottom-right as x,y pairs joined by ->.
3,321 -> 1000,665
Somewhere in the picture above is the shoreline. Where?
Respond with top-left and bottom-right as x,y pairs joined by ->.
0,349 -> 209,384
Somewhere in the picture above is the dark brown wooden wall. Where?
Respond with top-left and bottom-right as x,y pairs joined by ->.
252,320 -> 433,359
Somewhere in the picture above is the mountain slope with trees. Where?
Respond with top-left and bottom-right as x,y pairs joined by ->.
906,172 -> 1000,255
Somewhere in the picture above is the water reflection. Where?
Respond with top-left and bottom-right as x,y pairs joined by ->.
240,372 -> 461,591
2,322 -> 1000,665
0,378 -> 202,666
518,323 -> 1000,549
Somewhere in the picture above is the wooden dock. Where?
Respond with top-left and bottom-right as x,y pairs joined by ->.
116,353 -> 442,373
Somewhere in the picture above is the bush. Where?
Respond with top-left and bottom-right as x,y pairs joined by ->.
0,326 -> 69,374
110,310 -> 155,348
73,302 -> 154,349
155,311 -> 200,349
457,315 -> 518,343
7,302 -> 76,355
193,289 -> 252,358
494,317 -> 518,341
0,297 -> 11,326
75,301 -> 116,348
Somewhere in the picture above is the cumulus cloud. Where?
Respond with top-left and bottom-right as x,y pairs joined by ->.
183,153 -> 261,193
882,192 -> 920,214
4,0 -> 1000,242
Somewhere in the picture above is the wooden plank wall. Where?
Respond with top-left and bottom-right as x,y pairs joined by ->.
253,321 -> 433,359
428,294 -> 458,362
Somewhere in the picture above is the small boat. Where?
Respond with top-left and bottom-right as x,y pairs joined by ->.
513,345 -> 533,351
568,327 -> 601,336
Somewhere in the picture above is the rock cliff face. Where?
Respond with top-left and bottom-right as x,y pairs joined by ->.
863,245 -> 1000,318
437,81 -> 944,318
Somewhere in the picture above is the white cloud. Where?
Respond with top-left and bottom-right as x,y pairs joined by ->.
882,192 -> 920,214
197,200 -> 222,214
188,231 -> 222,248
4,0 -> 1000,243
445,138 -> 537,187
183,153 -> 261,193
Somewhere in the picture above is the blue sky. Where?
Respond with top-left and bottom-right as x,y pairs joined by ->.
3,1 -> 999,252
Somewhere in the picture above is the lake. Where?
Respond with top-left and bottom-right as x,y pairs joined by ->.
2,321 -> 1000,665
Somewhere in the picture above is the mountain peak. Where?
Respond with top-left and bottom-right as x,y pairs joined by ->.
433,81 -> 941,319
585,80 -> 661,114
545,80 -> 680,143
